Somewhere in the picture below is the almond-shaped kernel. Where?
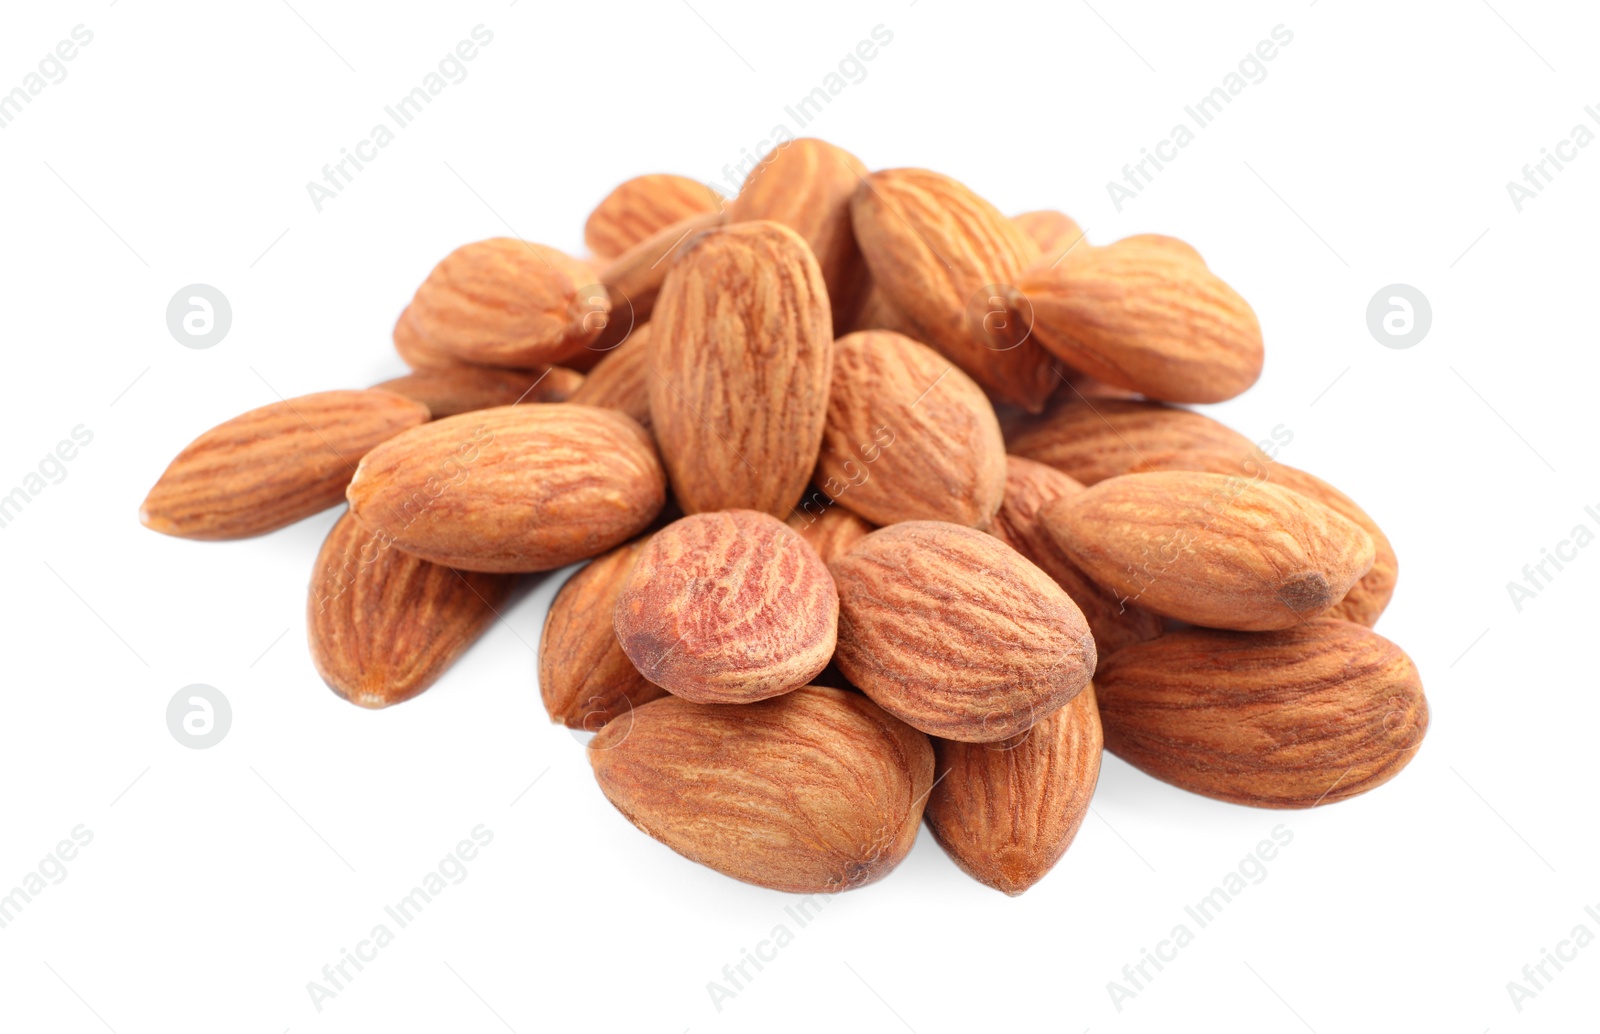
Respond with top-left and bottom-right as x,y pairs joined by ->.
648,221 -> 833,516
1103,446 -> 1400,628
589,686 -> 934,893
406,239 -> 608,368
1011,234 -> 1263,404
830,521 -> 1096,742
1043,471 -> 1374,631
1095,620 -> 1428,807
1008,402 -> 1397,625
850,168 -> 1054,411
584,174 -> 722,261
540,536 -> 667,730
308,510 -> 516,708
614,510 -> 838,703
729,137 -> 868,326
140,389 -> 429,540
819,330 -> 1006,528
346,403 -> 664,573
925,682 -> 1102,895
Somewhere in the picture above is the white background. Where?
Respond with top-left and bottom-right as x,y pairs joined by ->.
1,1 -> 1596,1031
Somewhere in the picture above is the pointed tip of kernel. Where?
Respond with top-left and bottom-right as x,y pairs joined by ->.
138,498 -> 171,535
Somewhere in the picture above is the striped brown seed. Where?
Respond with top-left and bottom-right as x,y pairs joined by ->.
614,510 -> 838,703
1095,620 -> 1428,807
589,685 -> 934,893
309,510 -> 516,708
830,521 -> 1095,742
141,389 -> 429,540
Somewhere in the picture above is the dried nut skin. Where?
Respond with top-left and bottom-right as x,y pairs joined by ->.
1007,399 -> 1398,625
1170,457 -> 1396,628
1012,209 -> 1087,261
596,210 -> 725,345
787,504 -> 874,564
406,239 -> 607,368
540,537 -> 668,730
1271,465 -> 1397,626
990,457 -> 1163,663
346,404 -> 665,573
1013,235 -> 1264,403
1117,233 -> 1203,262
568,322 -> 653,431
728,137 -> 868,327
584,174 -> 723,261
589,685 -> 935,893
393,303 -> 457,371
614,510 -> 838,703
829,521 -> 1096,742
648,221 -> 833,516
1095,620 -> 1428,807
1118,448 -> 1399,628
373,365 -> 582,419
141,389 -> 430,540
820,331 -> 1005,528
308,510 -> 515,708
1045,471 -> 1375,632
1007,397 -> 1257,485
925,682 -> 1102,895
851,168 -> 1054,412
